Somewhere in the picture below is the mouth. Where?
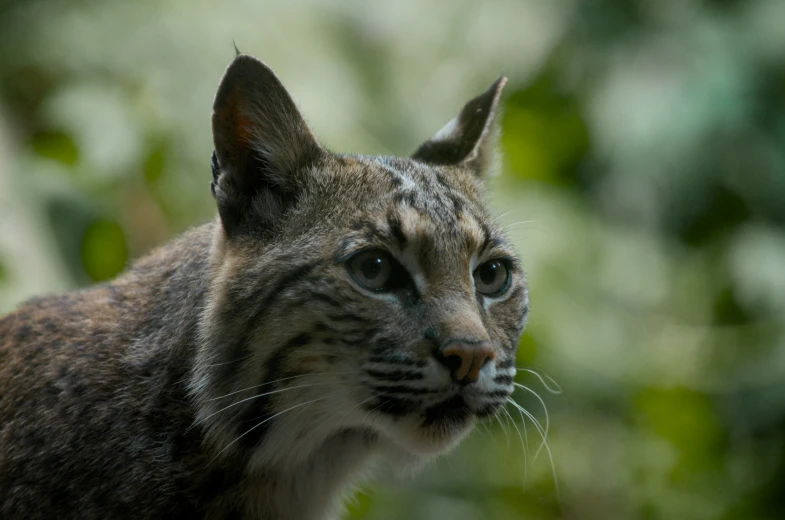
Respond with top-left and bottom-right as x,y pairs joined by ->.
362,388 -> 512,457
422,395 -> 472,427
422,391 -> 507,426
366,381 -> 511,421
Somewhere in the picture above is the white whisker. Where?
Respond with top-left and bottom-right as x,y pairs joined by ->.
494,409 -> 511,449
490,211 -> 512,224
294,394 -> 379,454
501,406 -> 528,487
209,397 -> 327,464
205,372 -> 350,402
205,354 -> 253,367
498,220 -> 540,233
513,382 -> 551,439
515,367 -> 562,394
199,383 -> 333,425
507,398 -> 559,499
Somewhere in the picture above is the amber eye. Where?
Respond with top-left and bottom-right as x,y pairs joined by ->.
348,249 -> 406,292
473,260 -> 511,296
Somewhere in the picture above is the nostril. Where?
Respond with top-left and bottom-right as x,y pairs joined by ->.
434,348 -> 463,372
437,341 -> 495,383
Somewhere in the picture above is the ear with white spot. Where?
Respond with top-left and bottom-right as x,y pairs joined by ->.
211,54 -> 322,237
412,77 -> 507,177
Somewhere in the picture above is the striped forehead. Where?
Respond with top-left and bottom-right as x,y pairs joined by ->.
364,156 -> 478,219
393,202 -> 484,253
337,156 -> 500,263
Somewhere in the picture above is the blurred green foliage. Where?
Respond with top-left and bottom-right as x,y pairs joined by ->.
1,0 -> 784,519
80,219 -> 127,282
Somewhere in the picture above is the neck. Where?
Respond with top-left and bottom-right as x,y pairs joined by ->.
228,430 -> 378,520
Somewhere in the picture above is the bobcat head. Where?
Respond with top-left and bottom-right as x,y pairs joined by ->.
192,55 -> 528,469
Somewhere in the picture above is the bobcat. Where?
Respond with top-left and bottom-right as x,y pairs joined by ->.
0,54 -> 528,519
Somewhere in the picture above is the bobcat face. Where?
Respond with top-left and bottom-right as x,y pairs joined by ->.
193,55 -> 527,465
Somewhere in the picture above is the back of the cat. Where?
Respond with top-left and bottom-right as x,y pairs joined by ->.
0,228 -> 223,518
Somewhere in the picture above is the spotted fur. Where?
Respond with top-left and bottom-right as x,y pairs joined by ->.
0,55 -> 528,520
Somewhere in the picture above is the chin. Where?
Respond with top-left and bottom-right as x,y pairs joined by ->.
376,396 -> 479,457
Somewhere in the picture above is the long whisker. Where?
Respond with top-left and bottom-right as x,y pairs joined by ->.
201,382 -> 334,423
490,210 -> 512,224
269,386 -> 356,448
507,398 -> 559,498
515,367 -> 562,394
294,393 -> 380,454
518,400 -> 530,452
205,372 -> 351,402
476,420 -> 494,442
498,221 -> 541,233
495,409 -> 511,449
359,397 -> 387,424
209,397 -> 327,464
502,405 -> 528,487
513,382 -> 551,439
205,353 -> 253,367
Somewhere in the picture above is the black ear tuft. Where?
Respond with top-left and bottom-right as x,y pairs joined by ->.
211,54 -> 322,237
412,77 -> 507,177
210,151 -> 220,197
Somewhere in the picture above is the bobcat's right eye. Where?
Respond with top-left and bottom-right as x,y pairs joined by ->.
347,249 -> 409,292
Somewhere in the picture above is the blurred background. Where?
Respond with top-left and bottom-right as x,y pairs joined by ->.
1,0 -> 784,518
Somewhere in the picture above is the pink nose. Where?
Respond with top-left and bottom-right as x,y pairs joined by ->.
439,342 -> 495,383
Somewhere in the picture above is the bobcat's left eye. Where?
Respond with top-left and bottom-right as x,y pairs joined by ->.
347,249 -> 410,292
473,259 -> 511,296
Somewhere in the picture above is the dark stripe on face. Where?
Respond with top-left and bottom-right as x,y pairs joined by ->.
497,357 -> 515,369
325,313 -> 369,324
335,220 -> 399,263
479,232 -> 505,256
474,215 -> 505,256
350,219 -> 380,233
371,336 -> 428,360
364,369 -> 424,382
236,331 -> 313,451
493,374 -> 513,385
367,354 -> 427,368
432,171 -> 467,217
486,389 -> 511,398
367,385 -> 436,396
309,291 -> 343,308
236,261 -> 320,361
387,214 -> 407,250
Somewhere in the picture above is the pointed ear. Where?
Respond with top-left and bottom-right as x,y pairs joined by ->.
211,54 -> 321,237
412,77 -> 507,177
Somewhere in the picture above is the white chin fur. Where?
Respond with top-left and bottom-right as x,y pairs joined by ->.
375,414 -> 475,459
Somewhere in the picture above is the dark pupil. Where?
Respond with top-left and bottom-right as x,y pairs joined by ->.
361,257 -> 383,280
480,262 -> 499,285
